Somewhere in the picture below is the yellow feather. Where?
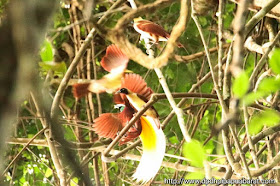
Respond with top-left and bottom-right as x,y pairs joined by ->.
139,117 -> 157,151
132,116 -> 166,183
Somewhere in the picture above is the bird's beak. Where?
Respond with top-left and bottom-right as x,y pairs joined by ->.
124,69 -> 133,73
115,90 -> 121,94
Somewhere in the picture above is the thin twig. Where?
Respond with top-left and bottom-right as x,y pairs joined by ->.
228,125 -> 252,178
218,0 -> 225,90
249,29 -> 280,87
244,0 -> 280,36
252,151 -> 280,177
243,106 -> 263,180
174,44 -> 230,63
31,92 -> 68,186
231,0 -> 252,77
191,1 -> 228,114
155,68 -> 191,142
2,127 -> 47,176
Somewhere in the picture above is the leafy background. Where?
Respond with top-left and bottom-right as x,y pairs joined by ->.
1,0 -> 280,185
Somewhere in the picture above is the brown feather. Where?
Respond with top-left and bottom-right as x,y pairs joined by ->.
136,20 -> 184,48
119,106 -> 134,127
93,106 -> 141,145
72,83 -> 90,98
121,73 -> 153,101
101,45 -> 129,72
113,73 -> 153,106
136,20 -> 170,39
93,74 -> 155,144
113,94 -> 124,105
119,107 -> 142,145
93,113 -> 123,139
119,121 -> 142,145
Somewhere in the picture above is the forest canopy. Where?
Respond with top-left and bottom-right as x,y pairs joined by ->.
1,0 -> 280,185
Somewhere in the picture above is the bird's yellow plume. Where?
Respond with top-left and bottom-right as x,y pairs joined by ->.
132,116 -> 166,183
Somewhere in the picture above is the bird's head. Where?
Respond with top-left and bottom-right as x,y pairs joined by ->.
116,88 -> 131,95
133,17 -> 143,23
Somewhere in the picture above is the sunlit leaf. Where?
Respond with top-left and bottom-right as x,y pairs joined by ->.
248,117 -> 264,135
39,61 -> 67,73
40,40 -> 53,62
258,77 -> 280,93
242,91 -> 266,106
233,72 -> 249,98
262,109 -> 280,126
71,177 -> 79,186
182,140 -> 205,167
269,48 -> 280,75
242,77 -> 280,106
249,109 -> 280,135
45,168 -> 53,178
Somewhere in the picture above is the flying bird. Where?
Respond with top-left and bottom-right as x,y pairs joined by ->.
93,73 -> 166,183
133,17 -> 184,48
72,44 -> 129,98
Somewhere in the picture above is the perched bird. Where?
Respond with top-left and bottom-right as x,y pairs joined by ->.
133,17 -> 184,48
116,87 -> 160,129
72,44 -> 129,98
93,73 -> 166,183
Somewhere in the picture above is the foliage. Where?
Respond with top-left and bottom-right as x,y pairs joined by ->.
3,0 -> 280,185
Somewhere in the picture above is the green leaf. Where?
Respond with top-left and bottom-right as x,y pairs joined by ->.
242,91 -> 266,106
242,77 -> 280,106
45,168 -> 53,178
169,136 -> 179,144
40,40 -> 53,62
39,61 -> 67,73
248,109 -> 280,135
262,109 -> 280,126
258,77 -> 280,93
182,140 -> 205,167
269,48 -> 280,74
71,177 -> 79,186
233,72 -> 249,98
248,117 -> 264,135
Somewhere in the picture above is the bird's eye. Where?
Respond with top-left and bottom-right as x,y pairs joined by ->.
120,88 -> 128,94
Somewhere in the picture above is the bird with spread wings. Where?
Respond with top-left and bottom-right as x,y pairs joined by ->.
72,45 -> 166,183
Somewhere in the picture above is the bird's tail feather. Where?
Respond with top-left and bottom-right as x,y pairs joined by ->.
132,116 -> 166,184
72,83 -> 90,98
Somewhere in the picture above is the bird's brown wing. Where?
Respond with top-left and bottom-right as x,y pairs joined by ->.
119,119 -> 142,145
101,44 -> 129,72
93,106 -> 142,144
122,73 -> 153,101
136,20 -> 170,39
118,106 -> 142,145
93,113 -> 123,139
113,73 -> 153,105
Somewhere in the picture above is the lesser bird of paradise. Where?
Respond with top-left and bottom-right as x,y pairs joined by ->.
133,17 -> 184,48
94,73 -> 166,183
72,44 -> 129,98
73,44 -> 166,183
